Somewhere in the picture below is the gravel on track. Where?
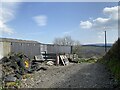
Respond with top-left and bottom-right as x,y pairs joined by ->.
21,62 -> 116,88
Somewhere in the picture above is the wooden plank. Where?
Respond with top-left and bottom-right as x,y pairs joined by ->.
56,55 -> 59,65
64,55 -> 69,65
60,55 -> 65,66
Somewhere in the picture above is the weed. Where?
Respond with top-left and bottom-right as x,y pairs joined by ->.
107,59 -> 120,81
77,58 -> 97,63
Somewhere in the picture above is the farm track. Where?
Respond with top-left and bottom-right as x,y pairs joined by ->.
21,62 -> 116,88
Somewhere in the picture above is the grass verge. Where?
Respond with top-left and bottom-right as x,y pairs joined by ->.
77,58 -> 98,63
107,59 -> 120,83
99,58 -> 120,87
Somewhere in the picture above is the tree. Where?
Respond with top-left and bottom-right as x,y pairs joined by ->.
72,40 -> 81,55
53,36 -> 74,46
53,35 -> 81,57
53,38 -> 63,45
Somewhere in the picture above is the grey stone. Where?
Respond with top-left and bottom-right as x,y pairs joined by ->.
4,75 -> 17,82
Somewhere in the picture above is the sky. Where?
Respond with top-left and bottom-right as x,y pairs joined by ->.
0,2 -> 118,44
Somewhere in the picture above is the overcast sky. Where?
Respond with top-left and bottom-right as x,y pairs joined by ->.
0,2 -> 118,44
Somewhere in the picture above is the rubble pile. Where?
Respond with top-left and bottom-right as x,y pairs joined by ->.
1,53 -> 72,88
1,53 -> 39,88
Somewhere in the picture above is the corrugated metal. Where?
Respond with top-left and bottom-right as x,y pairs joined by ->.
59,45 -> 71,54
46,44 -> 71,54
47,45 -> 54,53
40,44 -> 71,54
0,42 -> 11,60
0,38 -> 72,59
3,42 -> 11,57
11,42 -> 41,58
0,38 -> 39,43
40,44 -> 47,53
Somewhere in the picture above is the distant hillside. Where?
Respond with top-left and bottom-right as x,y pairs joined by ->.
83,43 -> 113,47
78,45 -> 111,58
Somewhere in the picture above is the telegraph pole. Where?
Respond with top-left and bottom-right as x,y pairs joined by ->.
105,30 -> 107,53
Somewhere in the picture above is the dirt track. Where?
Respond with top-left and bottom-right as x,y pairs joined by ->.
21,62 -> 116,88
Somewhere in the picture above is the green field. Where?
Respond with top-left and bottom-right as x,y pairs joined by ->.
77,45 -> 111,58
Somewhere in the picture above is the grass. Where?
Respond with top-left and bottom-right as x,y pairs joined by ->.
77,58 -> 98,63
100,39 -> 120,86
4,80 -> 21,88
22,74 -> 32,79
107,59 -> 120,82
99,58 -> 120,87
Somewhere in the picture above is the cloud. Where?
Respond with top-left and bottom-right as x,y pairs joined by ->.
80,21 -> 92,29
0,21 -> 14,35
80,6 -> 118,31
0,1 -> 20,35
33,15 -> 47,27
98,31 -> 104,39
2,0 -> 22,2
103,6 -> 118,20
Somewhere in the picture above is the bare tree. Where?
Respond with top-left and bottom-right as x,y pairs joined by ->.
53,35 -> 81,56
72,40 -> 81,54
53,36 -> 74,46
53,38 -> 63,45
